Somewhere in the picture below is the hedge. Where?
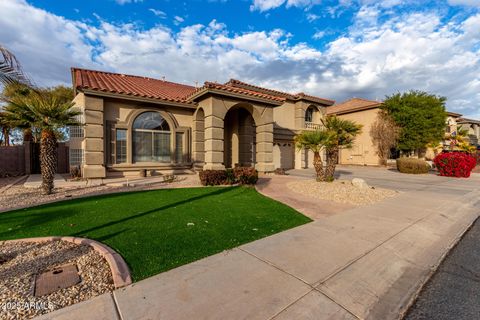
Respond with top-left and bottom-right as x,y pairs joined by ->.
433,152 -> 476,178
396,157 -> 430,174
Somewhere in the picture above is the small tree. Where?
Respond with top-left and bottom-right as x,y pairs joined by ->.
294,130 -> 330,181
370,111 -> 400,165
4,91 -> 80,194
323,116 -> 362,181
382,91 -> 447,155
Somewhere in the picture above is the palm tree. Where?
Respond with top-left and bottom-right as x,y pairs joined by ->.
322,116 -> 362,181
4,91 -> 80,194
294,130 -> 331,181
0,46 -> 30,86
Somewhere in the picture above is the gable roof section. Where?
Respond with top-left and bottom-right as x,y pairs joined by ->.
457,117 -> 480,125
72,68 -> 197,105
188,81 -> 286,104
327,98 -> 382,115
225,79 -> 335,105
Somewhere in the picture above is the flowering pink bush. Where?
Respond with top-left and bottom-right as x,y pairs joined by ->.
433,152 -> 477,178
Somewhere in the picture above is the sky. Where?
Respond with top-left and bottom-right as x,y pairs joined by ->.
0,0 -> 479,117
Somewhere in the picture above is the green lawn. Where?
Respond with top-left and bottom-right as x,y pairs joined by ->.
0,186 -> 310,281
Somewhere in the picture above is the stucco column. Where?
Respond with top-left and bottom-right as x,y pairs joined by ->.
192,110 -> 205,169
81,95 -> 106,178
203,113 -> 225,171
255,122 -> 274,172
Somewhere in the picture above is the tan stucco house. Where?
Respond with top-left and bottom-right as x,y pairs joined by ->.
70,68 -> 335,178
326,98 -> 384,166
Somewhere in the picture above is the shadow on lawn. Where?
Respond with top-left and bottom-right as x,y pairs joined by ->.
70,187 -> 236,238
0,187 -> 237,241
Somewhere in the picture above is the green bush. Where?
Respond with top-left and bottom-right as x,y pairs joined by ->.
199,170 -> 228,186
396,157 -> 430,174
199,167 -> 259,186
234,167 -> 259,185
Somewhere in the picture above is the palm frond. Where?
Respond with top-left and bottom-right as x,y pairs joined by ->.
0,46 -> 31,86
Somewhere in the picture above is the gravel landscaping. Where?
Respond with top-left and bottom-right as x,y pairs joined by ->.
0,240 -> 114,319
287,179 -> 398,206
0,175 -> 202,212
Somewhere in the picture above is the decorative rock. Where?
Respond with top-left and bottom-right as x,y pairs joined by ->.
351,178 -> 369,189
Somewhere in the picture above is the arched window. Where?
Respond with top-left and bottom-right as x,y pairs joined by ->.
305,107 -> 314,123
133,112 -> 171,163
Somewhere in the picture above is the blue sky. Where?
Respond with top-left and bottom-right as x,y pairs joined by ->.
1,0 -> 480,117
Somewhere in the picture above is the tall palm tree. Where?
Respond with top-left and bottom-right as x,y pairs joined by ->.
294,130 -> 331,181
0,46 -> 30,86
4,91 -> 80,194
322,116 -> 362,181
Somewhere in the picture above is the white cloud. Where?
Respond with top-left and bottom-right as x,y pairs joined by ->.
448,0 -> 480,7
306,13 -> 320,22
1,0 -> 480,118
312,31 -> 325,39
250,0 -> 320,12
149,9 -> 167,18
115,0 -> 143,4
173,16 -> 185,26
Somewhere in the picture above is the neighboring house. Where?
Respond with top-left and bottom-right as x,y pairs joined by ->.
328,100 -> 479,165
457,118 -> 480,146
326,98 -> 383,166
70,68 -> 334,178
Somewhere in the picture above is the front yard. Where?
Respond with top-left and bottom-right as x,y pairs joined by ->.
0,186 -> 310,281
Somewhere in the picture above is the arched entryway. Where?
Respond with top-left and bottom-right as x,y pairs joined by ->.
223,107 -> 256,168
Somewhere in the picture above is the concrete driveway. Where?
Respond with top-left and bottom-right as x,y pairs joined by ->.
36,167 -> 480,320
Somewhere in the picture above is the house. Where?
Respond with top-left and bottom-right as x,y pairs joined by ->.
457,118 -> 480,146
69,68 -> 334,178
326,98 -> 383,166
330,101 -> 479,165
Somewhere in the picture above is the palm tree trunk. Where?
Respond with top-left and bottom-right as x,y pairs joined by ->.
40,129 -> 57,195
325,146 -> 339,182
313,151 -> 325,182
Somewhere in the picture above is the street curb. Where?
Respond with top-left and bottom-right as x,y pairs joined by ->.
3,236 -> 132,289
397,194 -> 480,320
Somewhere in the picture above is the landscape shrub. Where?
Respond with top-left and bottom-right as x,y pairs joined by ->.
233,167 -> 259,185
69,165 -> 81,179
199,170 -> 228,186
199,167 -> 259,186
433,152 -> 476,178
396,157 -> 430,174
225,168 -> 236,184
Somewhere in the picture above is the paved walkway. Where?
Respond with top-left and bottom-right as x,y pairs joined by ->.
36,167 -> 480,320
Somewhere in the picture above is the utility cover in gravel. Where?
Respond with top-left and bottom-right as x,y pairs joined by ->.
0,240 -> 114,319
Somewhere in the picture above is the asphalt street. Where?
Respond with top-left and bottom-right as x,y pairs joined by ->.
404,218 -> 480,320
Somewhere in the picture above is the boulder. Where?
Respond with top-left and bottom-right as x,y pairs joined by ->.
351,178 -> 369,189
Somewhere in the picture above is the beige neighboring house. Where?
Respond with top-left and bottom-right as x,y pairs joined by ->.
326,98 -> 383,166
69,68 -> 335,178
328,100 -> 479,166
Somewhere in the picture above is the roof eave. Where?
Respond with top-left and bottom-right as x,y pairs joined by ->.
327,104 -> 381,116
189,88 -> 284,106
80,88 -> 198,109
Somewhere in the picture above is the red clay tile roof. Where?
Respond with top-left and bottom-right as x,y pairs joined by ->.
457,117 -> 479,124
189,81 -> 286,103
71,68 -> 334,106
447,111 -> 463,118
72,68 -> 196,104
327,98 -> 382,115
225,79 -> 335,105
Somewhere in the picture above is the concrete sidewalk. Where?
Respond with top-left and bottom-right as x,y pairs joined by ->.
36,171 -> 480,320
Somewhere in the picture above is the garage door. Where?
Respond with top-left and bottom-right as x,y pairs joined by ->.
273,142 -> 294,169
